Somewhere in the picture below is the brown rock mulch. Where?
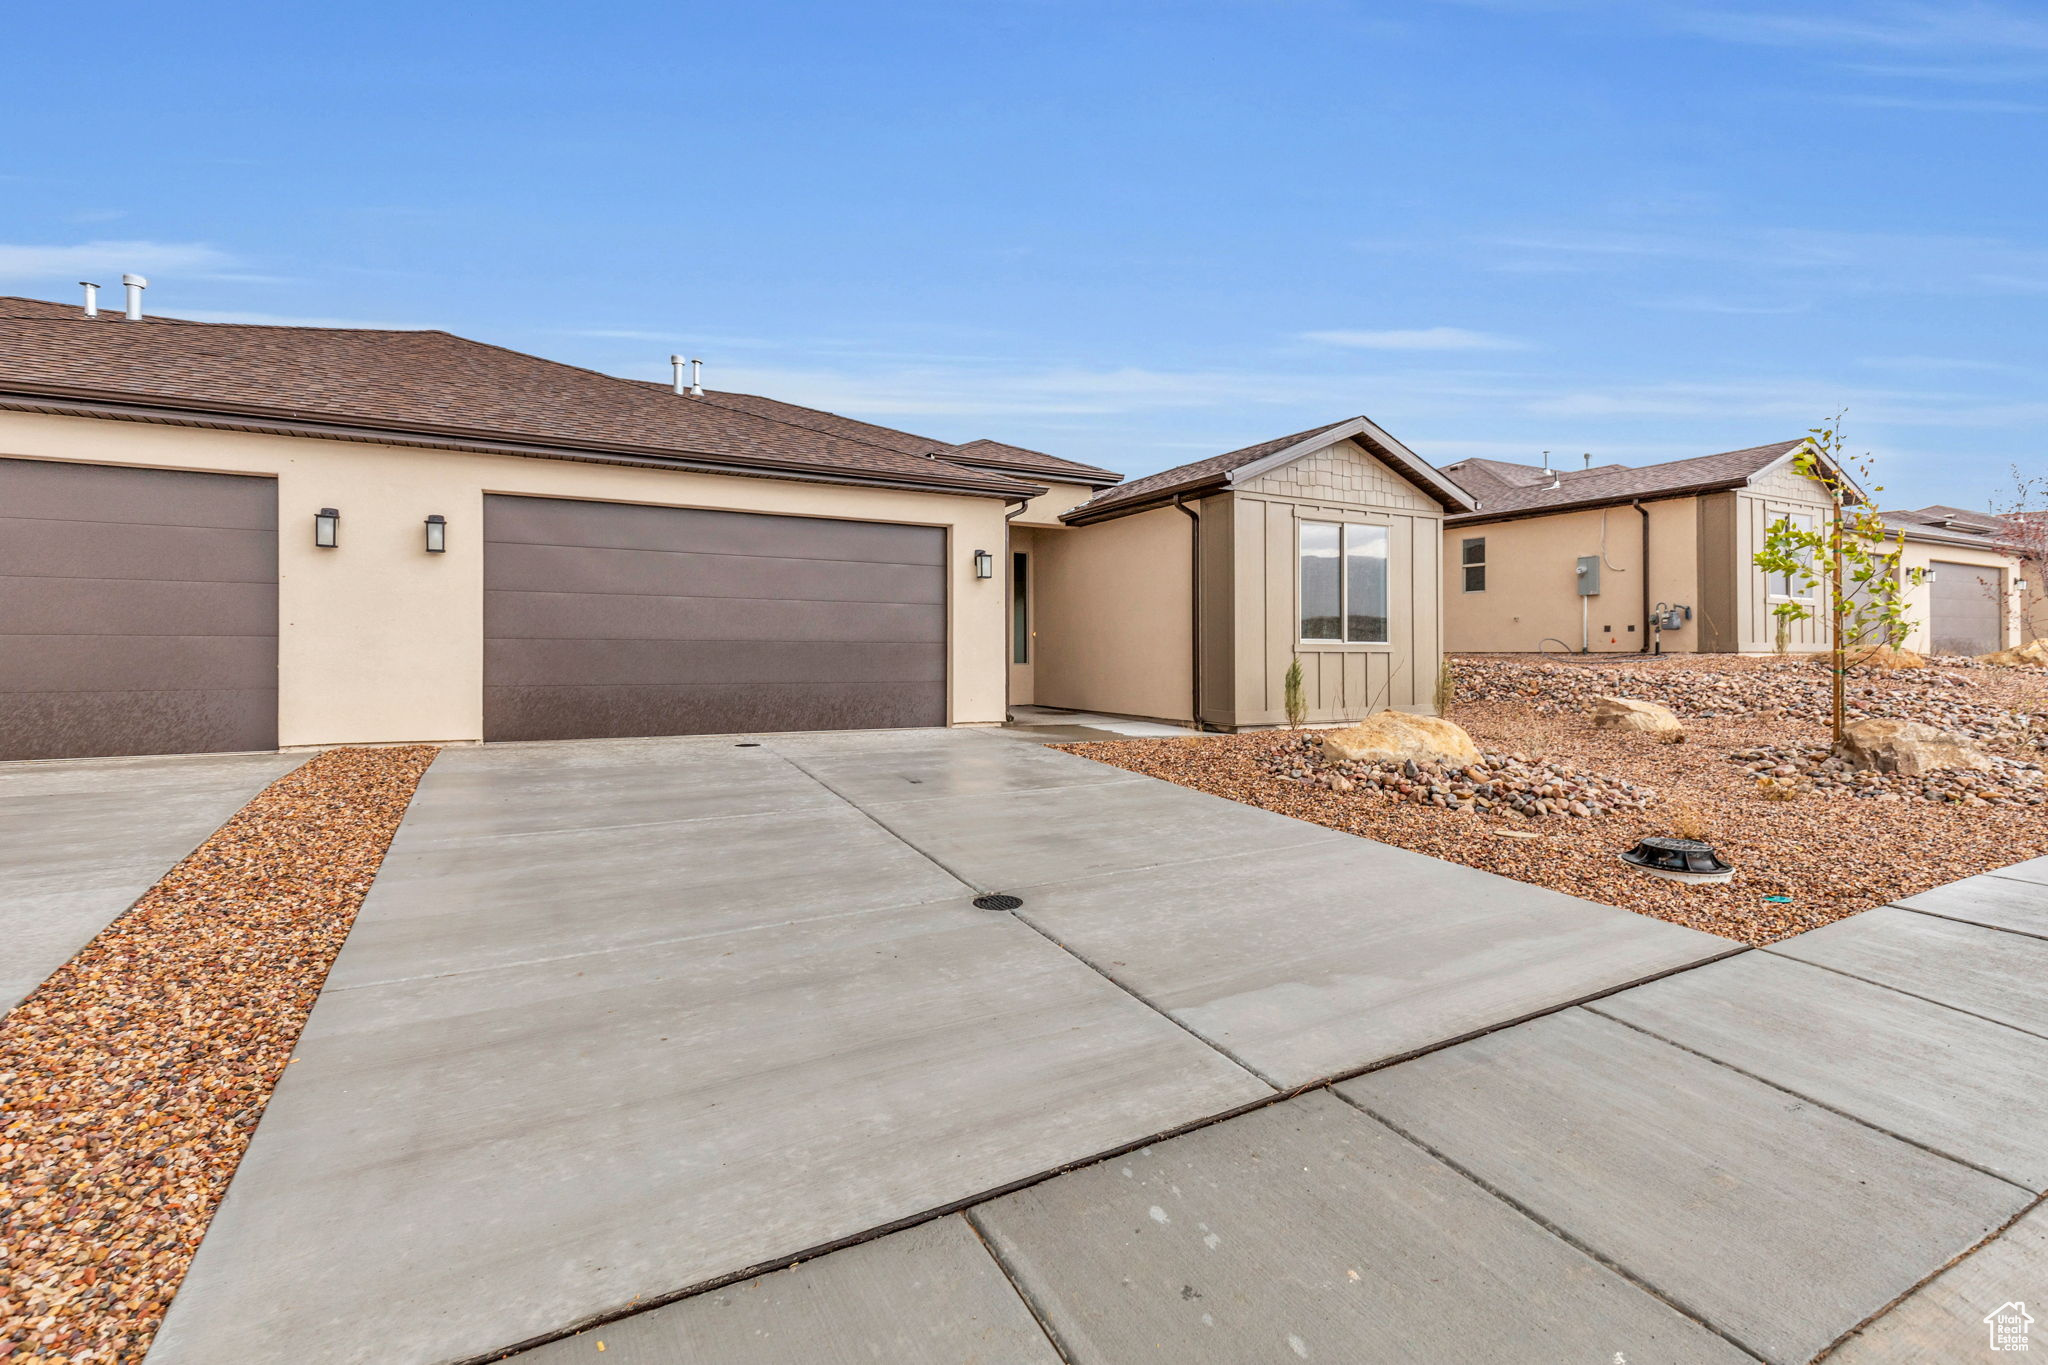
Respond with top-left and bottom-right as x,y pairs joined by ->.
1059,696 -> 2048,947
1,744 -> 437,1365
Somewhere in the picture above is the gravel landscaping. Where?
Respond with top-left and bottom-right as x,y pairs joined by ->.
1061,654 -> 2048,945
0,745 -> 437,1365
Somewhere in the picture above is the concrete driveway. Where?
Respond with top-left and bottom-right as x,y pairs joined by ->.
0,749 -> 305,1010
143,727 -> 1737,1365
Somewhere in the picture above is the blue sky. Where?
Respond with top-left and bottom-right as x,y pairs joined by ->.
4,1 -> 2044,508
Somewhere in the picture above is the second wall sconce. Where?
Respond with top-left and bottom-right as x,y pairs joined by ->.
314,507 -> 340,548
425,514 -> 448,554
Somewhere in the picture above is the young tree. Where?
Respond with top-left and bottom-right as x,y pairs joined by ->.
1750,418 -> 1924,745
1990,464 -> 2048,642
1283,655 -> 1307,728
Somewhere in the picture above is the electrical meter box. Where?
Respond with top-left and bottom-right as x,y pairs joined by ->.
1575,555 -> 1601,596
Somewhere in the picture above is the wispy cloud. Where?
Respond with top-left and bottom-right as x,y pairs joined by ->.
1834,92 -> 2044,113
0,239 -> 239,282
1682,2 -> 2048,54
1299,326 -> 1528,351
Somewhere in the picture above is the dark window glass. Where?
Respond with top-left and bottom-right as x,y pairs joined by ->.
1299,522 -> 1341,640
1012,552 -> 1029,664
1464,564 -> 1486,592
1461,536 -> 1486,593
1344,525 -> 1389,643
1461,537 -> 1486,566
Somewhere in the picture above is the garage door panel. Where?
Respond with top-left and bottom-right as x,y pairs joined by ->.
0,578 -> 278,637
0,635 -> 277,692
0,459 -> 276,529
485,590 -> 946,644
483,495 -> 948,740
1931,560 -> 2002,656
0,516 -> 278,584
484,541 -> 947,604
0,689 -> 276,762
484,682 -> 947,742
484,498 -> 946,565
485,639 -> 947,688
1,459 -> 277,759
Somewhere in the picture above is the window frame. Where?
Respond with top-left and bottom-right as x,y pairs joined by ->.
1766,511 -> 1820,603
1297,517 -> 1393,649
1011,550 -> 1029,665
1460,536 -> 1486,593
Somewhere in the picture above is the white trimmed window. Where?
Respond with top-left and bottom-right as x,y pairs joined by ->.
1299,521 -> 1389,644
1768,512 -> 1818,600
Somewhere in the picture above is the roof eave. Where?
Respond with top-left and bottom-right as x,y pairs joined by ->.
0,388 -> 1035,500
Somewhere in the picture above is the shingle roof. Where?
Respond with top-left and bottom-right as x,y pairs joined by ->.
0,298 -> 1037,498
948,438 -> 1122,486
1066,419 -> 1356,519
1443,440 -> 1806,522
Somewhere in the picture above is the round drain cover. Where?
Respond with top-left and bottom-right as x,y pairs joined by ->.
973,893 -> 1024,911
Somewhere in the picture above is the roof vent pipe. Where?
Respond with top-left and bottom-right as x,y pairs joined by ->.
689,357 -> 703,397
122,274 -> 147,320
670,355 -> 687,395
1541,449 -> 1551,472
80,282 -> 100,317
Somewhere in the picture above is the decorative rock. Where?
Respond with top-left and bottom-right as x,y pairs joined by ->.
1321,711 -> 1482,766
1981,639 -> 2048,668
1834,718 -> 1995,777
1588,695 -> 1684,738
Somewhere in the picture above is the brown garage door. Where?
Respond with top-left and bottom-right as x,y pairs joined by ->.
1930,560 -> 2003,656
483,495 -> 947,741
0,458 -> 277,760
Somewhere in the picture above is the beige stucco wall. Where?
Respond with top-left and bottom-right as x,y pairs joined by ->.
1011,479 -> 1104,528
1443,498 -> 1702,654
0,410 -> 1013,747
1219,440 -> 1446,726
1028,506 -> 1193,722
1897,539 -> 2023,655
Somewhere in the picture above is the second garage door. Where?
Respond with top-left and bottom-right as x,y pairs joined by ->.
483,495 -> 947,741
1929,560 -> 2003,657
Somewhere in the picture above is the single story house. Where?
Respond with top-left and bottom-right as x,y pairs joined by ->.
1438,444 -> 2031,657
0,291 -> 1468,759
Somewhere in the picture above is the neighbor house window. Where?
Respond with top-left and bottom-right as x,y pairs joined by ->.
1767,512 -> 1818,600
1299,520 -> 1389,644
1461,537 -> 1486,592
1012,552 -> 1029,664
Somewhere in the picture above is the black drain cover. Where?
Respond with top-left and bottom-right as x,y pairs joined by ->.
973,893 -> 1024,911
734,742 -> 761,747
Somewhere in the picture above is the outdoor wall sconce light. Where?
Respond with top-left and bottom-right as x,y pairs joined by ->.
974,549 -> 994,579
314,507 -> 340,549
424,514 -> 448,553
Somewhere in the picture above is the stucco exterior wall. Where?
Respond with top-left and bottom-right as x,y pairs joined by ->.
1028,506 -> 1193,722
1442,498 -> 1702,654
0,410 -> 1012,747
1011,479 -> 1103,528
1220,440 -> 1445,726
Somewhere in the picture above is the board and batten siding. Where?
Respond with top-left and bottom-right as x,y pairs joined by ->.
1734,463 -> 1837,653
1211,439 -> 1445,728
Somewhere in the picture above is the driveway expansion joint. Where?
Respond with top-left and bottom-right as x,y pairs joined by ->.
1581,1004 -> 2040,1195
1758,945 -> 2048,1043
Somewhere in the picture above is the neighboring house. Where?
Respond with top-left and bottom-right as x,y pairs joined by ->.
1883,506 -> 2034,656
1036,417 -> 1473,729
0,291 -> 1469,759
1439,444 -> 2030,657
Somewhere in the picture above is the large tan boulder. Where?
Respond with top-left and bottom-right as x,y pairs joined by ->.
1834,718 -> 1994,776
1589,696 -> 1683,737
1980,639 -> 2048,667
1321,711 -> 1481,766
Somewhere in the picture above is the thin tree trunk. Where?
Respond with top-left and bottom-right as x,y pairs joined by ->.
1831,496 -> 1847,745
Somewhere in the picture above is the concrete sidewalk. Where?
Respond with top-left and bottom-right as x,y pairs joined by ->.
0,749 -> 304,1011
145,727 -> 1731,1365
519,862 -> 2048,1365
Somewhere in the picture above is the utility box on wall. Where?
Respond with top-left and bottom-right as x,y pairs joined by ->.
1575,555 -> 1601,596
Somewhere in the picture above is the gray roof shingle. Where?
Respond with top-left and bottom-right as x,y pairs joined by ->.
1442,440 -> 1806,522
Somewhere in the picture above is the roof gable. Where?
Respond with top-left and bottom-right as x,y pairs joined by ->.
1065,415 -> 1470,523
